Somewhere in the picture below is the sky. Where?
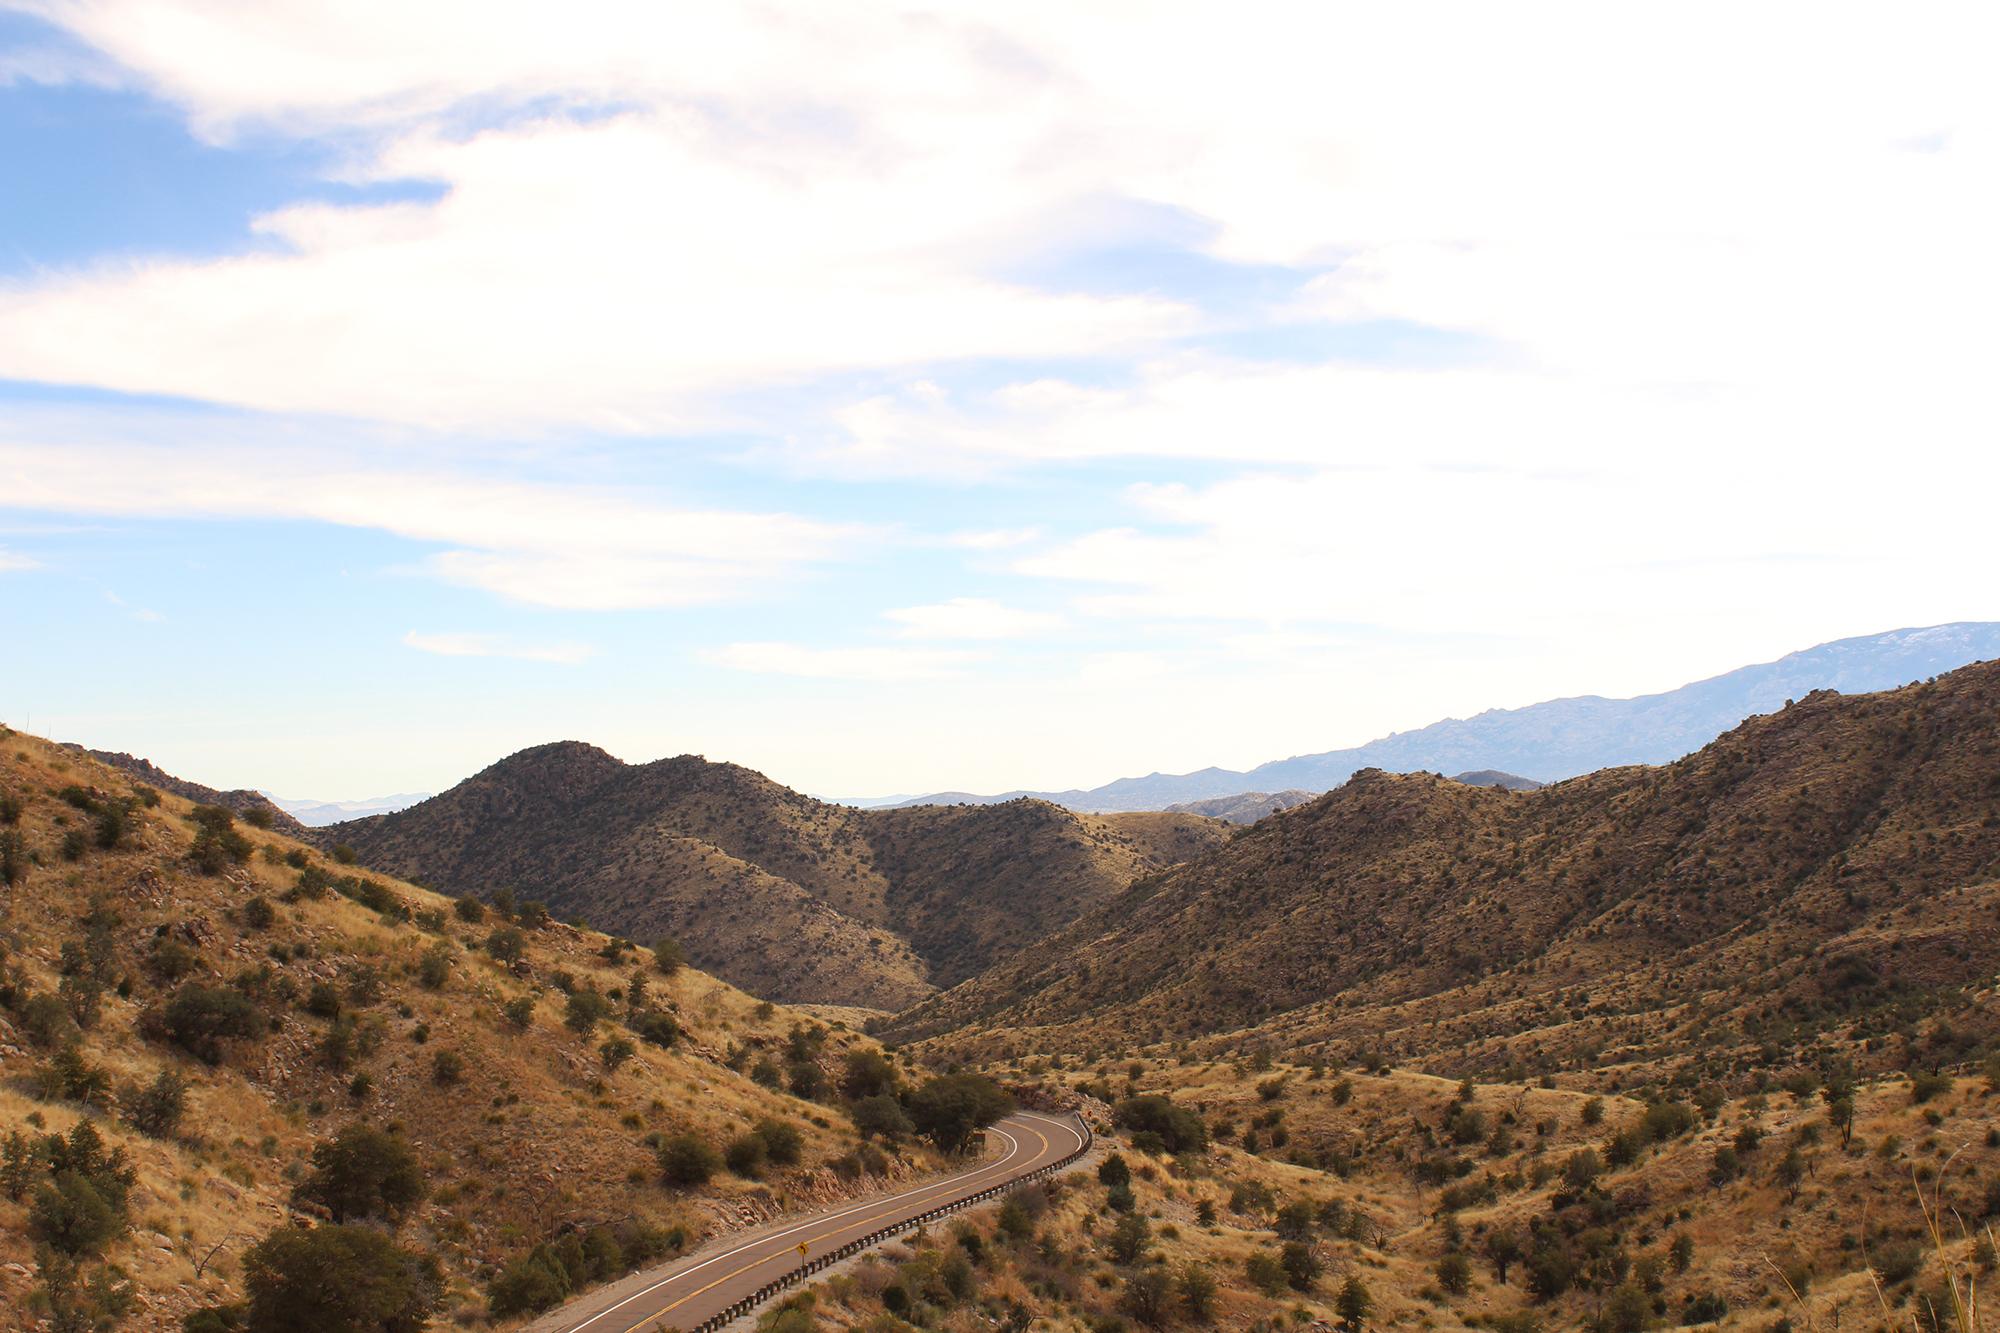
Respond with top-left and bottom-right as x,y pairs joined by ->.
1,2 -> 1996,802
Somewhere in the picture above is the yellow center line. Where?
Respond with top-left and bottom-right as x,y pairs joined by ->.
620,1120 -> 1056,1333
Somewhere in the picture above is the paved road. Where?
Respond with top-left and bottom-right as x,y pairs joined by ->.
540,1111 -> 1090,1333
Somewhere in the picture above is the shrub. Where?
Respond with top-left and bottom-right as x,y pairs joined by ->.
293,1124 -> 427,1225
787,1060 -> 824,1100
20,993 -> 79,1049
841,1049 -> 898,1100
851,1095 -> 913,1142
658,1134 -> 722,1187
600,1038 -> 635,1071
30,1171 -> 125,1256
1280,1240 -> 1321,1290
330,844 -> 357,865
1245,1251 -> 1287,1297
486,927 -> 527,964
431,1051 -> 464,1086
565,988 -> 613,1035
654,937 -> 687,976
157,984 -> 263,1063
725,1133 -> 769,1177
1437,1251 -> 1472,1295
453,895 -> 485,923
417,945 -> 451,991
1909,1069 -> 1953,1104
121,1068 -> 189,1138
755,1118 -> 803,1166
1098,1154 -> 1132,1189
242,1225 -> 440,1332
241,897 -> 276,930
1113,1094 -> 1207,1153
630,1009 -> 680,1047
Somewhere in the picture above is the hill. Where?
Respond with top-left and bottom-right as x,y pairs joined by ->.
65,747 -> 307,837
324,746 -> 1226,1011
875,620 -> 2000,811
1164,790 -> 1317,824
888,660 -> 2000,1081
0,729 -> 963,1330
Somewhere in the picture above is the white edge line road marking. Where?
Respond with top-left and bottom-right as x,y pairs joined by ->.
565,1112 -> 1082,1333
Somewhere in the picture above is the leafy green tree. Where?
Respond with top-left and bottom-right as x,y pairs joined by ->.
755,1118 -> 803,1166
1097,1153 -> 1132,1189
1437,1251 -> 1472,1295
1245,1251 -> 1287,1297
850,1094 -> 913,1142
240,1224 -> 440,1333
725,1133 -> 768,1177
654,937 -> 687,977
840,1049 -> 899,1100
564,988 -> 613,1035
1486,1226 -> 1523,1284
293,1125 -> 427,1225
906,1074 -> 1015,1153
30,1174 -> 124,1256
31,1248 -> 133,1333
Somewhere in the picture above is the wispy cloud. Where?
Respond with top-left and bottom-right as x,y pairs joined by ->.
0,548 -> 39,573
885,597 -> 1060,641
703,642 -> 982,682
403,631 -> 595,665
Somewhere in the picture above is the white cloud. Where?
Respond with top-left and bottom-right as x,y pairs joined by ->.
704,642 -> 983,682
884,597 -> 1059,640
0,419 -> 862,609
403,631 -> 594,665
0,548 -> 40,573
947,527 -> 1043,551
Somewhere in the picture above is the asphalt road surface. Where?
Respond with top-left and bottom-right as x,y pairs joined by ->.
540,1111 -> 1090,1333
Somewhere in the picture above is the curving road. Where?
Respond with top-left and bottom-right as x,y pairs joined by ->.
537,1111 -> 1090,1333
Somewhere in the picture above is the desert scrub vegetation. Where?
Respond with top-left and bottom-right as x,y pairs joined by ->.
0,732 -> 959,1328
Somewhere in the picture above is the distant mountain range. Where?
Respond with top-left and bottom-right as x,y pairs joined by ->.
865,622 -> 2000,813
268,792 -> 432,826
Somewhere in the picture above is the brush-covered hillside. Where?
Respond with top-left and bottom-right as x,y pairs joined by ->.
889,661 -> 2000,1081
326,745 -> 1225,1010
0,732 -> 964,1330
785,1049 -> 1998,1333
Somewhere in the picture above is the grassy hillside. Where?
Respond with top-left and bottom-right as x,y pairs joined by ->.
0,732 -> 956,1330
328,747 -> 1226,1010
888,661 -> 2000,1084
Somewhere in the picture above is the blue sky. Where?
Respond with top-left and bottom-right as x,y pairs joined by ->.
2,3 -> 1994,800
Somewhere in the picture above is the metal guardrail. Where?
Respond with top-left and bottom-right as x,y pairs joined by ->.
684,1113 -> 1094,1333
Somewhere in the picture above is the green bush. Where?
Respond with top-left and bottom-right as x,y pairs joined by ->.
658,1134 -> 722,1187
157,984 -> 263,1063
121,1068 -> 189,1138
725,1133 -> 769,1177
907,1074 -> 1015,1153
851,1094 -> 913,1142
292,1124 -> 427,1225
755,1118 -> 803,1166
1113,1094 -> 1206,1154
242,1225 -> 439,1332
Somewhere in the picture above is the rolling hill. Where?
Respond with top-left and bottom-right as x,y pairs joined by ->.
0,728 -> 956,1330
324,745 -> 1226,1010
888,659 -> 2000,1078
874,620 -> 2000,811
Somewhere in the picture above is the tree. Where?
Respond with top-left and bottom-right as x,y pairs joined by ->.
416,945 -> 451,991
1245,1251 -> 1287,1297
1280,1240 -> 1321,1291
1274,1200 -> 1316,1241
841,1049 -> 898,1100
564,988 -> 613,1035
241,1225 -> 440,1333
658,1134 -> 721,1187
1335,1275 -> 1372,1331
1437,1251 -> 1473,1295
1107,1212 -> 1150,1264
485,927 -> 526,964
1828,1094 -> 1856,1148
1486,1227 -> 1523,1284
787,1060 -> 825,1100
1113,1094 -> 1207,1153
851,1095 -> 913,1142
31,1247 -> 133,1333
1098,1153 -> 1132,1189
120,1068 -> 189,1139
1777,1147 -> 1808,1202
654,937 -> 687,977
30,1174 -> 123,1256
1177,1263 -> 1217,1320
1119,1270 -> 1173,1327
600,1037 -> 635,1071
158,984 -> 263,1064
293,1125 -> 427,1225
906,1075 -> 1015,1153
